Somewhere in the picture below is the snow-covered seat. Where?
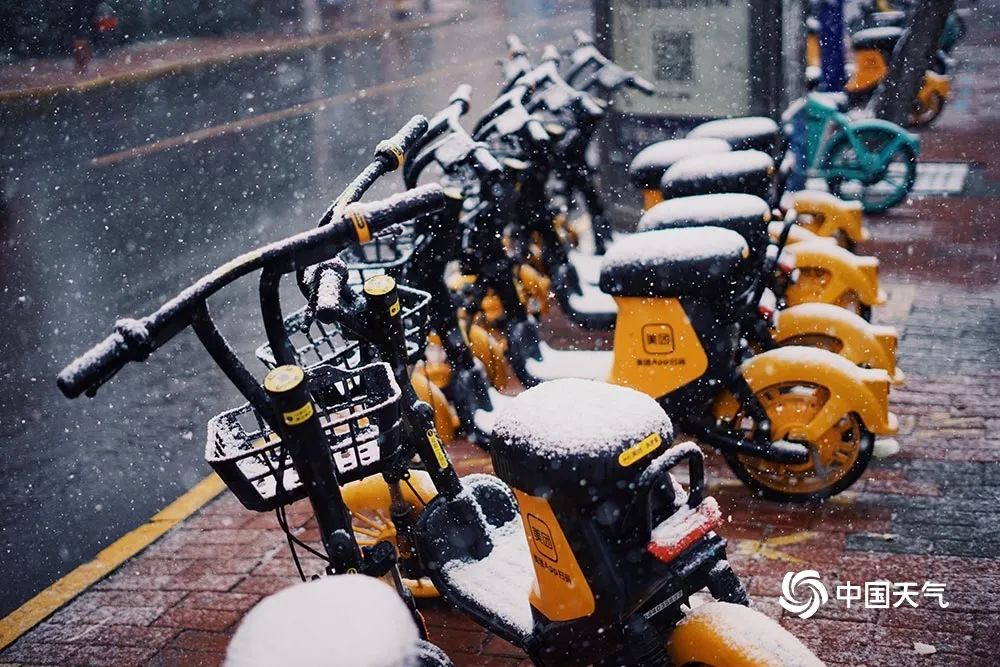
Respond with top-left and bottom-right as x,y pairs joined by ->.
599,227 -> 750,299
852,26 -> 904,52
638,193 -> 772,264
225,574 -> 451,667
660,150 -> 774,202
627,138 -> 731,189
688,116 -> 782,155
491,378 -> 674,498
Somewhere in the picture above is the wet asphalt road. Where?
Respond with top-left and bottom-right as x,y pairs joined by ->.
0,0 -> 587,616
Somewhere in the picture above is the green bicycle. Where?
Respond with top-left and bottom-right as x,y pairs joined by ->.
787,93 -> 919,213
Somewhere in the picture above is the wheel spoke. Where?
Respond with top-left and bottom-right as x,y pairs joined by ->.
352,526 -> 383,538
353,512 -> 385,530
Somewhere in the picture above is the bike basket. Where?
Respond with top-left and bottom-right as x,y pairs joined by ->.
254,284 -> 432,370
339,222 -> 425,284
205,362 -> 402,512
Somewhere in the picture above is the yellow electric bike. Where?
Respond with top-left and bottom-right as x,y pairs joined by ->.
845,26 -> 952,127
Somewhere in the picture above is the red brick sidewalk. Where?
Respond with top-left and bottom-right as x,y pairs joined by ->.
3,9 -> 1000,667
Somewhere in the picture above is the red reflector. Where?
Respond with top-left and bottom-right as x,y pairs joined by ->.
777,252 -> 796,275
647,497 -> 723,564
758,288 -> 777,320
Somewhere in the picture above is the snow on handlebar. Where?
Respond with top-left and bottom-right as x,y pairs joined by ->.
57,185 -> 446,399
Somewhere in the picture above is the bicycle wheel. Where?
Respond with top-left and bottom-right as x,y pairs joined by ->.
823,127 -> 917,213
721,382 -> 875,502
342,472 -> 440,598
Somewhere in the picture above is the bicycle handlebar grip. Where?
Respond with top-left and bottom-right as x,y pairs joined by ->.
375,115 -> 428,171
57,318 -> 152,398
342,184 -> 446,242
630,75 -> 656,96
573,29 -> 594,46
448,84 -> 472,113
581,94 -> 605,118
506,34 -> 527,56
526,118 -> 551,146
472,146 -> 503,176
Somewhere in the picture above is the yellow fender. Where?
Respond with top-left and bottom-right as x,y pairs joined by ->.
480,292 -> 505,324
845,47 -> 888,94
518,263 -> 552,316
789,190 -> 869,245
411,369 -> 460,443
784,240 -> 886,308
733,346 -> 898,439
421,359 -> 452,389
921,70 -> 951,101
668,602 -> 825,667
773,303 -> 904,384
913,70 -> 951,125
341,471 -> 439,598
768,221 -> 836,246
641,188 -> 664,211
468,323 -> 510,390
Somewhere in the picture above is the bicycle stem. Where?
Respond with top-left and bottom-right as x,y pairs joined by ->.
362,276 -> 464,499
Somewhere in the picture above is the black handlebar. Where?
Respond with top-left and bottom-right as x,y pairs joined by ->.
448,84 -> 472,112
541,44 -> 560,63
562,37 -> 655,98
629,75 -> 656,96
57,323 -> 149,400
57,185 -> 446,399
316,115 -> 428,228
376,114 -> 429,171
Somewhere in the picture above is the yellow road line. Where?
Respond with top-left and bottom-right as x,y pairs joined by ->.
0,474 -> 226,652
89,58 -> 492,168
0,13 -> 464,104
734,530 -> 819,565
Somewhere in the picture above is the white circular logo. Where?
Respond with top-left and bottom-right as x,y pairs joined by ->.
779,570 -> 829,619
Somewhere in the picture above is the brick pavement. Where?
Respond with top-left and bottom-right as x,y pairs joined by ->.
3,8 -> 1000,667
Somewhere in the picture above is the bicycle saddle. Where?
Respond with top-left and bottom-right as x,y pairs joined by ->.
852,26 -> 905,52
637,193 -> 772,264
688,116 -> 781,154
660,150 -> 774,201
627,138 -> 731,189
599,226 -> 750,299
868,10 -> 907,29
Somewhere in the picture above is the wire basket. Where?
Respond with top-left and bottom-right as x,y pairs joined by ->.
340,221 -> 425,284
255,285 -> 432,370
205,362 -> 402,512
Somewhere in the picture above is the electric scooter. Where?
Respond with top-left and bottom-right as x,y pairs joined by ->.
484,222 -> 898,502
845,25 -> 952,127
58,187 -> 827,667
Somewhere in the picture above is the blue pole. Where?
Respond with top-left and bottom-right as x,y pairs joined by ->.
817,0 -> 847,91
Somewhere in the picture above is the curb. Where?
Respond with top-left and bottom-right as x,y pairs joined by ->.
0,475 -> 226,652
